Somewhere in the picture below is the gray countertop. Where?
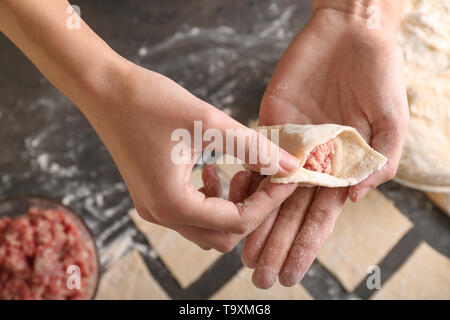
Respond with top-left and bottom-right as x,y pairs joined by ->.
0,0 -> 448,300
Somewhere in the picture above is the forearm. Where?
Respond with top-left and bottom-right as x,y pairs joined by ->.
312,0 -> 404,31
0,0 -> 127,113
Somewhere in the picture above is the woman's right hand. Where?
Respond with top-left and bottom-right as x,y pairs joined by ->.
83,62 -> 300,252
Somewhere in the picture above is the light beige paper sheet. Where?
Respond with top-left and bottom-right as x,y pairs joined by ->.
373,242 -> 450,300
129,209 -> 222,288
317,190 -> 413,292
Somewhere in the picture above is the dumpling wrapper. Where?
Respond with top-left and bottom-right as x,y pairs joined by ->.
250,124 -> 387,187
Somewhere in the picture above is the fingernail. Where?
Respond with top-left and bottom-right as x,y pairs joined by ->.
279,152 -> 299,174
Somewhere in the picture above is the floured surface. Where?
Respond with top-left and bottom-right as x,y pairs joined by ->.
252,124 -> 386,187
96,250 -> 169,300
211,267 -> 312,300
373,243 -> 450,300
129,209 -> 222,288
317,190 -> 413,292
396,0 -> 450,189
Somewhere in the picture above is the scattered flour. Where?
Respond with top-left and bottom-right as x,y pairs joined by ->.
138,47 -> 148,57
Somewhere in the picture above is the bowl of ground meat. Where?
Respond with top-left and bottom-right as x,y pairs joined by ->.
0,196 -> 99,300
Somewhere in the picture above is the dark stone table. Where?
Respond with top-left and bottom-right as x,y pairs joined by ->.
0,0 -> 448,299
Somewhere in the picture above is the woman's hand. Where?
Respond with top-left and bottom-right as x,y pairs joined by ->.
0,0 -> 301,252
240,0 -> 409,288
86,63 -> 301,252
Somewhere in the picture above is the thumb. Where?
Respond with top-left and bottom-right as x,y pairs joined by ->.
349,116 -> 408,202
206,111 -> 299,176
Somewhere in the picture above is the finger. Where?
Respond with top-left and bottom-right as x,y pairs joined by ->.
167,223 -> 227,252
234,176 -> 298,232
228,171 -> 276,268
242,208 -> 279,269
165,176 -> 298,234
208,111 -> 299,176
183,170 -> 253,252
171,171 -> 263,253
135,206 -> 217,251
139,206 -> 243,253
173,171 -> 265,253
349,115 -> 408,202
240,172 -> 278,269
279,187 -> 348,287
228,171 -> 253,203
171,224 -> 242,253
228,171 -> 265,203
349,51 -> 409,203
134,204 -> 160,224
200,164 -> 222,197
138,179 -> 242,253
252,187 -> 316,289
249,172 -> 265,194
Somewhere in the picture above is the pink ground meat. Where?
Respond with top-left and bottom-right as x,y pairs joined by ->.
303,140 -> 335,174
0,207 -> 96,300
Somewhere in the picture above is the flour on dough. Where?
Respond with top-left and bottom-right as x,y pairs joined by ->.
396,0 -> 450,190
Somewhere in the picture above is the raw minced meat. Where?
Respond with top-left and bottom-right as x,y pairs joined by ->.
0,207 -> 96,300
303,140 -> 335,174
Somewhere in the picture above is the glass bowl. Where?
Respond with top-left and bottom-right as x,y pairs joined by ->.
0,196 -> 100,300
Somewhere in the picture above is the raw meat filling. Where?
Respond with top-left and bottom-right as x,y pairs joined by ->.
303,140 -> 335,174
0,207 -> 96,300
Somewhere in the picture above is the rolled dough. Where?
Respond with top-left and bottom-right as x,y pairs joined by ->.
317,190 -> 413,292
396,0 -> 450,189
96,250 -> 169,300
129,209 -> 222,288
210,267 -> 312,300
372,242 -> 450,300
